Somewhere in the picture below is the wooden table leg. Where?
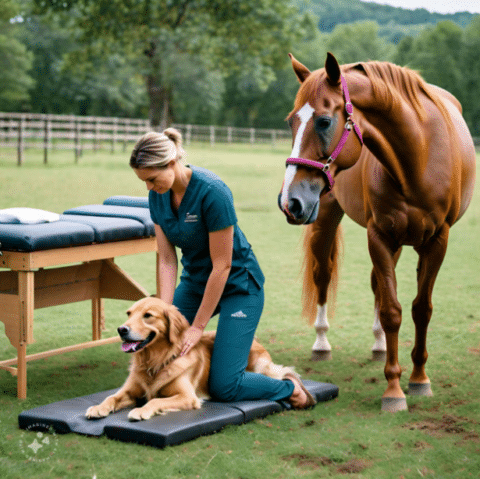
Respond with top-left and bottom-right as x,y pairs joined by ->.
92,298 -> 104,340
17,271 -> 34,399
17,342 -> 27,400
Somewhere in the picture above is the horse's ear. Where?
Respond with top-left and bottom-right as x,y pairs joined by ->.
353,63 -> 366,73
289,53 -> 311,83
325,52 -> 341,86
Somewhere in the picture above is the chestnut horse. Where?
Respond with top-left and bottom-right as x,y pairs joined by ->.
279,52 -> 476,412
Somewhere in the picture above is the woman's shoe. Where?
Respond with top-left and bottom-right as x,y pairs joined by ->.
284,372 -> 317,409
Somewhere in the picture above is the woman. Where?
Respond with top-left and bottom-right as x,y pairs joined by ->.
130,128 -> 315,409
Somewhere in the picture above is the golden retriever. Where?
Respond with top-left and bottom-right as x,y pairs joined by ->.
85,297 -> 297,421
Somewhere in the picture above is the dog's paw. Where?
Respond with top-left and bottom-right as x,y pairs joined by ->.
85,404 -> 111,419
128,407 -> 154,421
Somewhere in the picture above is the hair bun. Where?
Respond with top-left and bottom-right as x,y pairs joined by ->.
163,128 -> 183,148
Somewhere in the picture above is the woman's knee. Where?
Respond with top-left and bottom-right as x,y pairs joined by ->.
208,374 -> 240,402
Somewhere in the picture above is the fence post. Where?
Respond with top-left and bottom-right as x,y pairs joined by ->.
74,120 -> 81,163
111,118 -> 118,153
210,125 -> 215,147
43,117 -> 51,164
271,130 -> 276,148
8,118 -> 14,148
123,120 -> 128,152
94,119 -> 99,151
17,116 -> 25,166
227,127 -> 232,144
186,124 -> 192,146
250,128 -> 255,146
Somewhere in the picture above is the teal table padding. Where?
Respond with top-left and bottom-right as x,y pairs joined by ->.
103,196 -> 149,209
58,215 -> 146,243
0,221 -> 95,252
63,205 -> 155,236
18,381 -> 338,448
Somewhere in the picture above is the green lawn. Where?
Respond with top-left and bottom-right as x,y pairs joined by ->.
0,145 -> 479,478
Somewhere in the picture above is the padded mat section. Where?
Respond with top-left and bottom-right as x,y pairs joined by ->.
19,381 -> 338,448
63,205 -> 155,236
59,214 -> 146,242
0,221 -> 95,252
103,196 -> 149,209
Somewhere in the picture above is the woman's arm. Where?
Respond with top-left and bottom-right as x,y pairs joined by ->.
180,225 -> 233,355
154,224 -> 178,303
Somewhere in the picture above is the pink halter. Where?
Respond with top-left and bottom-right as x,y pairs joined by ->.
286,75 -> 363,194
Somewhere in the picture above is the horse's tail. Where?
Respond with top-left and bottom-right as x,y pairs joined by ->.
301,223 -> 343,326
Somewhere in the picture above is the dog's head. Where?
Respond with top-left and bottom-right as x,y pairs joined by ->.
118,297 -> 189,354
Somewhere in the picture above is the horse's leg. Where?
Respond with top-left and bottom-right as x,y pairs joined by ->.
306,195 -> 344,361
370,248 -> 402,362
408,224 -> 449,397
367,222 -> 406,412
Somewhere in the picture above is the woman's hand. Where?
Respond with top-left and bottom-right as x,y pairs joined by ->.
180,326 -> 204,356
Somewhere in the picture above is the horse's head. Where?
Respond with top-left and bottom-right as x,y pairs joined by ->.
278,52 -> 363,225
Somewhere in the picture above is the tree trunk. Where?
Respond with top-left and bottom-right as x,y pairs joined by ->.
144,42 -> 172,130
147,74 -> 172,130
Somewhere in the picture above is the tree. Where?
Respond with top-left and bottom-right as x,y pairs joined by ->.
461,16 -> 480,135
0,1 -> 34,110
33,0 -> 313,128
324,21 -> 395,64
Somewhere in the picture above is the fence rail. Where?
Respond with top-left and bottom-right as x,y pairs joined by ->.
1,112 -> 478,166
0,112 -> 291,165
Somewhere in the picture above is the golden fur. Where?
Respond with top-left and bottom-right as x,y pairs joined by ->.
86,297 -> 295,421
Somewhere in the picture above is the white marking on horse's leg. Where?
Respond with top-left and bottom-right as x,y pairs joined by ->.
311,304 -> 332,360
372,305 -> 386,361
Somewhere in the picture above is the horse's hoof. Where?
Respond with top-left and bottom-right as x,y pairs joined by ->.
408,382 -> 433,396
381,397 -> 408,412
311,350 -> 332,361
371,350 -> 386,362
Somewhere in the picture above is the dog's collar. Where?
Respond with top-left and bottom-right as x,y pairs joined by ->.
147,353 -> 178,377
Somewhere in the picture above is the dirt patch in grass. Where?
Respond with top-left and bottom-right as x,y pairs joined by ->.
283,454 -> 371,474
406,414 -> 479,441
336,459 -> 370,474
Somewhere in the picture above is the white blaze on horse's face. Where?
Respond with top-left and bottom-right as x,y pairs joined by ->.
280,103 -> 315,212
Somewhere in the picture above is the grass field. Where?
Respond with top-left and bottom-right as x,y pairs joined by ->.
0,144 -> 479,478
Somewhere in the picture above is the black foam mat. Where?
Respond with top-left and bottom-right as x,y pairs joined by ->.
19,381 -> 338,448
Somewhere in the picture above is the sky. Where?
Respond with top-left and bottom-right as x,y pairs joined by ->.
359,0 -> 480,14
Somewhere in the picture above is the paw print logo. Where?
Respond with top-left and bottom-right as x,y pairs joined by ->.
19,423 -> 58,462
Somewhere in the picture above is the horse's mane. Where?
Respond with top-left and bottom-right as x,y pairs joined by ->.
290,61 -> 454,131
360,62 -> 427,119
360,61 -> 458,146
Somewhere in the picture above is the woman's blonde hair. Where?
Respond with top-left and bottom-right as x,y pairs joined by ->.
130,128 -> 185,169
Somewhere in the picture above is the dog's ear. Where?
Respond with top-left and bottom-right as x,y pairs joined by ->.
165,306 -> 188,344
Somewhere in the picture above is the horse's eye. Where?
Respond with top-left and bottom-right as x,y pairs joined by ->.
315,117 -> 332,130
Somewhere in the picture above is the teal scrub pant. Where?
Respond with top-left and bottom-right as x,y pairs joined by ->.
173,278 -> 294,403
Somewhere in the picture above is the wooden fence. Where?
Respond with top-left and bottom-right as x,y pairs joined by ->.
0,112 -> 291,165
1,112 -> 478,166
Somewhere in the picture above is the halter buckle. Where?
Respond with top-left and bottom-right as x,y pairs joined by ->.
345,101 -> 354,116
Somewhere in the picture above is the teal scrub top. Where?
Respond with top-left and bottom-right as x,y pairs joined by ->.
148,165 -> 265,296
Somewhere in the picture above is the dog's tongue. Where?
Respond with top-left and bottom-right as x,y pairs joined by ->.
122,341 -> 141,353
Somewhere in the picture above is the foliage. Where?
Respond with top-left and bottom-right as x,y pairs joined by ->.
323,21 -> 395,64
2,1 -> 480,134
302,0 -> 474,39
395,19 -> 480,135
31,0 -> 314,127
0,2 -> 34,110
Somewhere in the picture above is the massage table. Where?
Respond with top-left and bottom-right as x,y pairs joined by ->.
0,196 -> 157,399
